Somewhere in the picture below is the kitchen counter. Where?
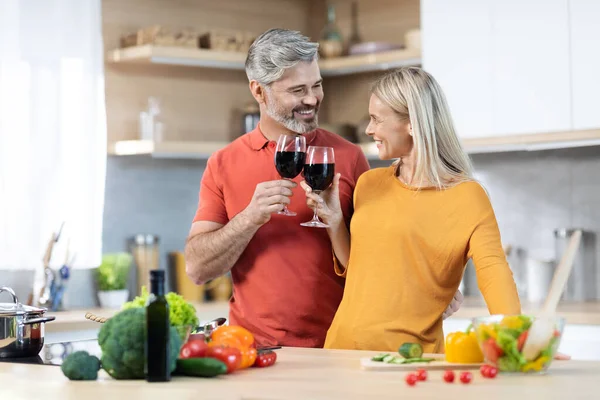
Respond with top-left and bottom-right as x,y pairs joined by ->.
45,301 -> 230,333
1,347 -> 598,400
45,297 -> 600,335
452,297 -> 600,325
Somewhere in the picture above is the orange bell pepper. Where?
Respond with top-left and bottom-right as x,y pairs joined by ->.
209,325 -> 256,369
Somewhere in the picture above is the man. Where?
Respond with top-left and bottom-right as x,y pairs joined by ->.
185,28 -> 463,347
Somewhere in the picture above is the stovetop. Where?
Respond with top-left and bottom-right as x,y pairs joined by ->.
0,339 -> 101,366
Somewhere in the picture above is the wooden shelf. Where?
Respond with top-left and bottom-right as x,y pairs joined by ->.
107,140 -> 230,158
106,45 -> 247,70
108,139 -> 381,160
105,45 -> 422,77
319,49 -> 421,76
108,129 -> 600,161
461,128 -> 600,154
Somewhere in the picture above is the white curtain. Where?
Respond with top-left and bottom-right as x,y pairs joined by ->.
0,0 -> 107,270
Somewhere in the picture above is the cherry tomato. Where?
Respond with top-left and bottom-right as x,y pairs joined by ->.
481,338 -> 503,364
480,364 -> 489,377
517,331 -> 529,352
179,340 -> 209,359
459,371 -> 473,384
239,347 -> 258,369
443,370 -> 455,383
205,346 -> 242,373
253,350 -> 277,368
480,364 -> 498,378
212,325 -> 255,348
553,329 -> 561,338
415,369 -> 427,381
405,373 -> 418,386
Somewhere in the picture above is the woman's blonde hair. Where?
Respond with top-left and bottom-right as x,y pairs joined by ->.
371,67 -> 474,189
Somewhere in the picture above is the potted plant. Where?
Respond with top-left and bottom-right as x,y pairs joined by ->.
96,253 -> 132,309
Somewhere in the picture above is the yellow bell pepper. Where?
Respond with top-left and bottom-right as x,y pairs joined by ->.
445,326 -> 485,364
500,316 -> 524,330
476,323 -> 498,342
522,356 -> 550,372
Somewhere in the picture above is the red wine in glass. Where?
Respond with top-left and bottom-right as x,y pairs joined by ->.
274,134 -> 306,216
300,146 -> 335,228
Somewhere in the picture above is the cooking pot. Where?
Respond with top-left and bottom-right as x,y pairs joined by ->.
0,286 -> 56,358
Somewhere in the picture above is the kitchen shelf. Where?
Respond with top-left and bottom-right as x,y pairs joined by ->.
108,139 -> 382,160
318,48 -> 421,76
107,140 -> 230,158
108,129 -> 600,161
462,128 -> 600,154
105,45 -> 422,77
106,45 -> 247,70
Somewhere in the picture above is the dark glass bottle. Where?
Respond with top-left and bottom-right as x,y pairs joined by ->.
145,269 -> 171,382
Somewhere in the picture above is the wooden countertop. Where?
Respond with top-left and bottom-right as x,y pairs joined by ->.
45,297 -> 600,334
1,347 -> 598,399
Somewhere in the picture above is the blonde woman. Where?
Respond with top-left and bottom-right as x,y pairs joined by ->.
301,67 -> 521,353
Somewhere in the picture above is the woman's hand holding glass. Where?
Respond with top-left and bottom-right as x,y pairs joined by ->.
300,172 -> 343,228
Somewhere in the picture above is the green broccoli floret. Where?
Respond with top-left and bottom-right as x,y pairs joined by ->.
61,351 -> 101,381
98,307 -> 182,380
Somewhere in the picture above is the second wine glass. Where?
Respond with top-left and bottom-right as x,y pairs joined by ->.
274,134 -> 307,216
300,146 -> 335,228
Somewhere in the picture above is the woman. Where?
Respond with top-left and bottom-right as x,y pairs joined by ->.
301,67 -> 521,353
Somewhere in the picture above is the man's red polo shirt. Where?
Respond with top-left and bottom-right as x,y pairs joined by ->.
193,125 -> 370,347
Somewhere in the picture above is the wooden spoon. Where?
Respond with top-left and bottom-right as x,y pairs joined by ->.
521,229 -> 582,361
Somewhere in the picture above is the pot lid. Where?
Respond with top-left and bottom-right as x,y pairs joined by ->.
0,287 -> 45,316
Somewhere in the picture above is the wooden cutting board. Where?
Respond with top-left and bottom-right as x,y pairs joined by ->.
360,353 -> 482,371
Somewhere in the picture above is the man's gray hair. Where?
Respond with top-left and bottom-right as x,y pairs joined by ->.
245,28 -> 319,86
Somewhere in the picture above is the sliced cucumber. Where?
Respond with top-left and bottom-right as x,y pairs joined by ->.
371,353 -> 390,362
398,342 -> 424,359
382,354 -> 395,363
401,357 -> 435,364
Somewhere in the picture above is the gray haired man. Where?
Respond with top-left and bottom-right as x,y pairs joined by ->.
185,29 -> 463,348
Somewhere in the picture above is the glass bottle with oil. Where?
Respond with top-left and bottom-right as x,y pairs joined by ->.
145,269 -> 171,382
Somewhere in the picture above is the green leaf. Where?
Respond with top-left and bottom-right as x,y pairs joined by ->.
497,331 -> 526,366
540,336 -> 559,359
497,356 -> 521,372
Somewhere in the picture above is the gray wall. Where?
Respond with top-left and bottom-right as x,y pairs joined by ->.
3,146 -> 599,309
464,146 -> 600,301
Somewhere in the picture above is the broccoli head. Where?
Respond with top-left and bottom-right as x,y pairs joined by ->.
97,307 -> 182,380
61,350 -> 101,381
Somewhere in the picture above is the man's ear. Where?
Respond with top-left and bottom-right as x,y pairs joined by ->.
249,80 -> 266,105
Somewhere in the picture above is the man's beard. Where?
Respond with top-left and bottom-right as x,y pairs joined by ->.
265,96 -> 319,134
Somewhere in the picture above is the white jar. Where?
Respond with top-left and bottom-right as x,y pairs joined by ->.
526,252 -> 556,303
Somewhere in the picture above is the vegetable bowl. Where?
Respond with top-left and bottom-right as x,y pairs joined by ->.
472,315 -> 565,374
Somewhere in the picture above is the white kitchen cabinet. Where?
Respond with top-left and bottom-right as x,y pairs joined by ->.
570,0 -> 600,130
421,0 -> 493,139
422,0 -> 576,141
491,0 -> 571,136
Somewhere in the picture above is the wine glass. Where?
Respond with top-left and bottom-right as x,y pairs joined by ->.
300,146 -> 335,228
274,134 -> 307,216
